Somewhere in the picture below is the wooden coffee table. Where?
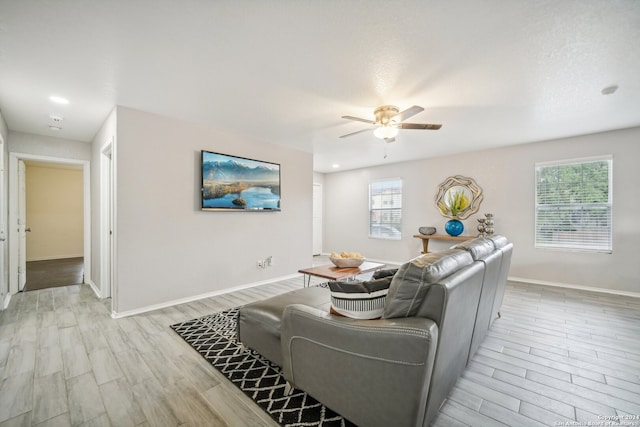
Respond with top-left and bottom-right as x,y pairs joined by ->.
298,261 -> 386,287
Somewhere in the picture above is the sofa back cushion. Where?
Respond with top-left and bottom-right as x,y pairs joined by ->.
383,249 -> 473,319
488,234 -> 509,250
452,237 -> 495,260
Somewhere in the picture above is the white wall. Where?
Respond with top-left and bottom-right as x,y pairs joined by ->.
0,113 -> 8,141
113,107 -> 313,313
323,127 -> 640,294
8,131 -> 91,161
25,164 -> 83,260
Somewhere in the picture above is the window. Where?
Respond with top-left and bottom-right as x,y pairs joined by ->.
535,157 -> 612,253
369,178 -> 402,240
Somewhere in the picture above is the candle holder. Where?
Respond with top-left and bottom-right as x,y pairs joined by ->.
477,213 -> 495,237
477,218 -> 486,237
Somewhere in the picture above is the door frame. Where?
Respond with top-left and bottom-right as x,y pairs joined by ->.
100,138 -> 115,303
312,183 -> 323,255
17,159 -> 26,291
8,152 -> 91,296
0,134 -> 7,308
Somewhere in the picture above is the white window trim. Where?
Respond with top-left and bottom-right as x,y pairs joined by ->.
369,177 -> 402,241
534,155 -> 613,254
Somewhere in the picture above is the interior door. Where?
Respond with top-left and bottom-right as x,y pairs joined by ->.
18,160 -> 27,291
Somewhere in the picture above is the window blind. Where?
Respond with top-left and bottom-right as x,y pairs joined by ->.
369,179 -> 402,240
535,157 -> 612,253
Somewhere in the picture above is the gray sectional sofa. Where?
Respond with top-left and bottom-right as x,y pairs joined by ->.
238,235 -> 513,427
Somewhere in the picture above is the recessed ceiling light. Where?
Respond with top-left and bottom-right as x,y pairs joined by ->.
601,85 -> 618,95
332,164 -> 340,168
49,95 -> 69,104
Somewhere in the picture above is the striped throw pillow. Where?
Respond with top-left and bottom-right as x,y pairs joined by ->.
328,277 -> 392,319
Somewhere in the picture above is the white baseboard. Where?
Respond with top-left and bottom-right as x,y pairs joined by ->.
111,273 -> 301,319
27,254 -> 84,262
508,276 -> 640,299
85,279 -> 102,299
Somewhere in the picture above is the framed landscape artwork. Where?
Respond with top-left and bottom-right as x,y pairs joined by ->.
200,150 -> 281,211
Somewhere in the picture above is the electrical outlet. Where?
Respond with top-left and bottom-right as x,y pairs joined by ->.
257,257 -> 273,269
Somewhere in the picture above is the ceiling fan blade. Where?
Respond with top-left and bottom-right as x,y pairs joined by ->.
342,115 -> 376,125
393,105 -> 424,122
339,127 -> 373,138
398,122 -> 442,130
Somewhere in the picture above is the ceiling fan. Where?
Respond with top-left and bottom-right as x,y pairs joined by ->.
340,105 -> 441,143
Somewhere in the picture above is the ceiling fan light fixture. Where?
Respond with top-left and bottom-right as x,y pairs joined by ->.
340,104 -> 440,140
374,125 -> 399,139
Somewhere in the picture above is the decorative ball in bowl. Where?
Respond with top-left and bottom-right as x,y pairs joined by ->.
329,252 -> 365,268
419,226 -> 437,235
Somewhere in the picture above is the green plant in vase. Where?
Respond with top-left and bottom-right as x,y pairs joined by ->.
438,190 -> 470,218
438,190 -> 470,236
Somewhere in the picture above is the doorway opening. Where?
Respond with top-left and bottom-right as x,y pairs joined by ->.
8,153 -> 91,297
21,160 -> 85,291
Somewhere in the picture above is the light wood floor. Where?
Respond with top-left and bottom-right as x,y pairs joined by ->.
0,276 -> 639,426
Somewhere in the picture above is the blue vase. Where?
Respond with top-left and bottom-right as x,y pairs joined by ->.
445,219 -> 464,236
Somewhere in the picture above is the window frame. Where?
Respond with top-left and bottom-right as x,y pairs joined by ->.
368,178 -> 403,241
534,155 -> 613,253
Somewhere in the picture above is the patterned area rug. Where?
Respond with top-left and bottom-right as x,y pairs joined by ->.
170,308 -> 355,427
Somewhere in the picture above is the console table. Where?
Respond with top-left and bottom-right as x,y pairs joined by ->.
413,234 -> 474,253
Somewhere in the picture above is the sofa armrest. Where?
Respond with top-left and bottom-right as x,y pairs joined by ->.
281,304 -> 438,427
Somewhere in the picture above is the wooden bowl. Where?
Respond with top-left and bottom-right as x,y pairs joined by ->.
330,257 -> 365,268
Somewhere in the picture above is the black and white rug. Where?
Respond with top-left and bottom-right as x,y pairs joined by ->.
171,307 -> 355,427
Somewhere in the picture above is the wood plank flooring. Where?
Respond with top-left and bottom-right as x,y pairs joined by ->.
1,273 -> 639,426
25,258 -> 84,291
433,283 -> 640,427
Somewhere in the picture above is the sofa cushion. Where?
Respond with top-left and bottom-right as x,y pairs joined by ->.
328,277 -> 392,319
488,234 -> 509,249
238,286 -> 330,366
453,237 -> 495,260
383,249 -> 473,319
372,268 -> 399,279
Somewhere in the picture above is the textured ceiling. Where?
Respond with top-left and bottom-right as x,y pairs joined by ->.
1,0 -> 639,172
